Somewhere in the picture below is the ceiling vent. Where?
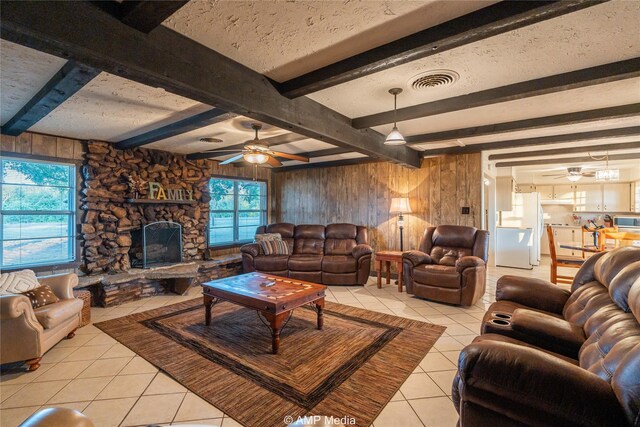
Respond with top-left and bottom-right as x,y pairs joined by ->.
409,70 -> 459,91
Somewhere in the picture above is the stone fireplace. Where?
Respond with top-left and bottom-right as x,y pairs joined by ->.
130,221 -> 183,268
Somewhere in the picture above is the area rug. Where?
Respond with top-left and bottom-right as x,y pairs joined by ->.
95,299 -> 446,427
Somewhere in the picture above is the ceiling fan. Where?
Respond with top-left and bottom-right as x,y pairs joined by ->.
207,124 -> 310,167
543,167 -> 595,182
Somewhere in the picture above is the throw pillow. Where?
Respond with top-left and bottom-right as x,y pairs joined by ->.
21,285 -> 60,309
0,269 -> 40,295
255,233 -> 282,242
258,239 -> 290,256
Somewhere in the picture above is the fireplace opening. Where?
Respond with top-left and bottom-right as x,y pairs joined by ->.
130,221 -> 183,268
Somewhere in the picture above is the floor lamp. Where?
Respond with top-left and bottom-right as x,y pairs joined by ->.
390,197 -> 412,251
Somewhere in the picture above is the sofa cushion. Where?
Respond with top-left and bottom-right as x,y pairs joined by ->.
0,269 -> 40,295
293,225 -> 325,255
413,264 -> 460,289
34,298 -> 83,329
430,247 -> 472,265
21,285 -> 60,309
254,255 -> 290,272
432,225 -> 477,249
325,224 -> 357,255
288,255 -> 323,272
322,255 -> 357,274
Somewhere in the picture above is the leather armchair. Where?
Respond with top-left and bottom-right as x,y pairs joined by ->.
403,225 -> 489,306
0,273 -> 83,370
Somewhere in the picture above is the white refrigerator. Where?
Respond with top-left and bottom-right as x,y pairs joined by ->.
496,192 -> 543,269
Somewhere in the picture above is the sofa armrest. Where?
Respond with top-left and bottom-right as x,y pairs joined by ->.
455,256 -> 485,273
496,275 -> 570,314
0,294 -> 42,331
37,273 -> 77,300
402,250 -> 432,267
352,244 -> 373,260
240,243 -> 260,258
457,341 -> 628,427
510,308 -> 585,358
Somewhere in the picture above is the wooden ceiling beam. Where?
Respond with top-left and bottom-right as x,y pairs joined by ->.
273,158 -> 380,173
1,60 -> 100,136
420,127 -> 640,157
115,108 -> 236,149
353,58 -> 640,129
488,141 -> 640,161
277,0 -> 603,98
92,0 -> 189,33
495,152 -> 640,168
1,1 -> 420,167
407,104 -> 640,146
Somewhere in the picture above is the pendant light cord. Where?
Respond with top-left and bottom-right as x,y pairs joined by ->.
393,93 -> 398,127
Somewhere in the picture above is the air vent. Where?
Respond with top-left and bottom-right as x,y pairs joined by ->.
409,70 -> 459,91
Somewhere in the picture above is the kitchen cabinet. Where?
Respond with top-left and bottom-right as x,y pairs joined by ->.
516,184 -> 536,193
536,185 -> 554,201
575,184 -> 602,212
496,177 -> 514,211
603,183 -> 631,213
554,185 -> 575,203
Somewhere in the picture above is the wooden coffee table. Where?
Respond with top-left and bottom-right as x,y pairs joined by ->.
375,250 -> 404,292
201,272 -> 326,354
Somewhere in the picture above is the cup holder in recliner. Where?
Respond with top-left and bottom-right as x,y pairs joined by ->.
491,312 -> 512,320
489,318 -> 511,326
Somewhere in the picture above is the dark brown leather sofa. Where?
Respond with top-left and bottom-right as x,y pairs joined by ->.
240,223 -> 372,285
402,225 -> 489,306
452,247 -> 640,427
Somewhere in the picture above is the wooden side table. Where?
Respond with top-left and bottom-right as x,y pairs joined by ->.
375,250 -> 404,292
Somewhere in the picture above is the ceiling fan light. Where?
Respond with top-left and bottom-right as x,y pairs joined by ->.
384,126 -> 406,145
595,169 -> 619,182
244,151 -> 269,164
567,174 -> 582,182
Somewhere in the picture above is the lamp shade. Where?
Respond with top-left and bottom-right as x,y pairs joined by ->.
384,126 -> 406,145
390,197 -> 412,214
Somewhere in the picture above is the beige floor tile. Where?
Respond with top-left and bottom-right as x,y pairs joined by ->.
423,316 -> 459,326
77,357 -> 132,378
76,324 -> 102,335
144,373 -> 188,395
448,313 -> 480,323
85,333 -> 118,346
48,376 -> 112,404
428,370 -> 457,396
33,360 -> 93,382
0,364 -> 54,385
433,337 -> 465,352
221,417 -> 246,427
64,344 -> 112,362
441,350 -> 461,365
100,343 -> 136,359
442,324 -> 476,336
373,400 -> 424,427
409,397 -> 460,427
389,390 -> 405,402
55,334 -> 98,348
40,346 -> 78,363
174,392 -> 224,421
172,418 -> 223,426
400,373 -> 445,400
0,384 -> 25,403
82,397 -> 138,427
0,405 -> 40,427
40,401 -> 91,412
453,335 -> 476,346
121,393 -> 186,426
2,380 -> 69,408
419,353 -> 457,372
119,356 -> 159,375
97,373 -> 155,399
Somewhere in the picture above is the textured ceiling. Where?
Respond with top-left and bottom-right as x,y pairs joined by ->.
0,40 -> 66,125
309,0 -> 640,118
163,0 -> 494,81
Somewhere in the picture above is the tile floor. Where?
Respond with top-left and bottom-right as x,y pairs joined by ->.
0,260 -> 558,427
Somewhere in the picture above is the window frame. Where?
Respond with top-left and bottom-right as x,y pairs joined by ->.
0,155 -> 80,271
208,176 -> 268,249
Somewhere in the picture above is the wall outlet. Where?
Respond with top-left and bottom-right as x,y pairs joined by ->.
461,207 -> 470,214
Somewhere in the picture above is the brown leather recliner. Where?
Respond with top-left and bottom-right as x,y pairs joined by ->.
241,223 -> 372,285
452,247 -> 640,427
402,225 -> 489,306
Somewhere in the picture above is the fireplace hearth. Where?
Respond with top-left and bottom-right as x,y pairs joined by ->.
130,221 -> 183,268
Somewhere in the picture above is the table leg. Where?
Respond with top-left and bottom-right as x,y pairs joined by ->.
386,261 -> 391,284
315,298 -> 325,330
204,295 -> 214,326
264,312 -> 287,354
397,261 -> 403,293
376,259 -> 382,288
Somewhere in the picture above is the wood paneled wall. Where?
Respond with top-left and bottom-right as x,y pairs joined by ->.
273,154 -> 482,255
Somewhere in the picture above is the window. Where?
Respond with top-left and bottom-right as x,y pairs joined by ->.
1,158 -> 76,269
209,178 -> 267,246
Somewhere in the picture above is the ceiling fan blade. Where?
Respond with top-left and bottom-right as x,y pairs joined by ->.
554,176 -> 569,179
219,154 -> 244,165
270,151 -> 310,162
204,149 -> 241,153
582,172 -> 596,177
266,156 -> 282,167
542,173 -> 565,177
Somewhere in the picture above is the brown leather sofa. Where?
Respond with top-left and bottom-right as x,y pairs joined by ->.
241,223 -> 372,285
452,247 -> 640,427
402,225 -> 489,306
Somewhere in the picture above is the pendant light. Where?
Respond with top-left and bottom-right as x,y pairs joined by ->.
385,88 -> 406,145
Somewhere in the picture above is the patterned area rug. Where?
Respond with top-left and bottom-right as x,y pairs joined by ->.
95,298 -> 446,427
